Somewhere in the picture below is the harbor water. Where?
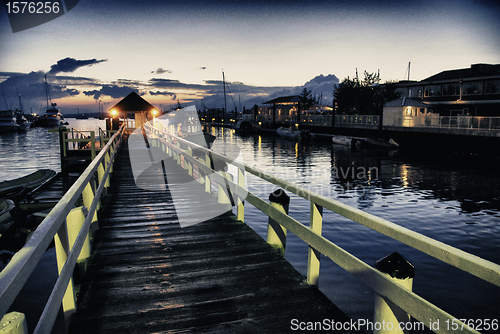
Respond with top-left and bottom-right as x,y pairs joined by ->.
211,127 -> 500,332
1,120 -> 499,332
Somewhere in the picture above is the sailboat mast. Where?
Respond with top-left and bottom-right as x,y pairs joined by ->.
2,91 -> 8,109
222,70 -> 227,115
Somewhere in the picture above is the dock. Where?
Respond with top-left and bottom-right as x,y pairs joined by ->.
1,111 -> 499,334
67,135 -> 352,333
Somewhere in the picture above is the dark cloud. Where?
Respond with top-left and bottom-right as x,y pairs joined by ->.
148,78 -> 213,91
151,68 -> 172,74
150,90 -> 177,100
48,57 -> 107,75
84,85 -> 139,100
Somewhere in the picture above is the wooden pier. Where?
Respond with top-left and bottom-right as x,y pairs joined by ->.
67,135 -> 353,333
66,134 -> 349,333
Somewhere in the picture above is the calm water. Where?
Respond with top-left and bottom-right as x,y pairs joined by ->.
212,127 -> 500,331
1,121 -> 499,332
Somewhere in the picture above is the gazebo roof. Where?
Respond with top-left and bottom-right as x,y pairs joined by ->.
111,92 -> 156,112
384,97 -> 428,108
263,95 -> 301,104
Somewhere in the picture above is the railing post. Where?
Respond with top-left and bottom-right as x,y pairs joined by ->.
373,252 -> 415,334
90,131 -> 96,161
65,207 -> 92,279
267,189 -> 290,256
307,202 -> 323,285
54,214 -> 77,320
205,153 -> 211,193
82,178 -> 99,234
236,166 -> 245,222
0,312 -> 28,334
217,172 -> 233,210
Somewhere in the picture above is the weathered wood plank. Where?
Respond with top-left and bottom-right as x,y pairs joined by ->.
68,135 -> 356,333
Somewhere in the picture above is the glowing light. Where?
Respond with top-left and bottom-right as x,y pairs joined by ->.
111,109 -> 117,116
152,109 -> 158,115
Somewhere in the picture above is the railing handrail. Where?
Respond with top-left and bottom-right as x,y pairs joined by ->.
0,124 -> 125,331
146,122 -> 500,285
144,121 -> 499,334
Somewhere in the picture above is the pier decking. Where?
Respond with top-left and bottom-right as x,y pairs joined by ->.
68,135 -> 353,333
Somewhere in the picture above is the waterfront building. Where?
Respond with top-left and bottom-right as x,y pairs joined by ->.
388,63 -> 500,117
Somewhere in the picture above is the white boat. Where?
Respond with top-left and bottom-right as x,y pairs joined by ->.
331,135 -> 352,146
15,110 -> 32,131
0,110 -> 20,133
277,126 -> 311,141
44,103 -> 64,127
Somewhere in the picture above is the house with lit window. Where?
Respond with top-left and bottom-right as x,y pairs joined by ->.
383,97 -> 437,127
387,63 -> 500,117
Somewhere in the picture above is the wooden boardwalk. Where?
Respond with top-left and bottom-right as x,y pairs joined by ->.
68,136 -> 355,333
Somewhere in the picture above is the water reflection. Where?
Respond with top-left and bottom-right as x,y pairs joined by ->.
221,128 -> 499,329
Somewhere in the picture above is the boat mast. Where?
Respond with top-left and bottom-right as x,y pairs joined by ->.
222,70 -> 227,117
17,89 -> 24,113
2,90 -> 8,109
44,75 -> 52,108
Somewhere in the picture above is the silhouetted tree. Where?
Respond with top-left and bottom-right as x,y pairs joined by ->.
334,71 -> 399,115
299,88 -> 315,110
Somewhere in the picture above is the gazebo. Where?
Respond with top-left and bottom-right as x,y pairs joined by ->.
109,92 -> 158,129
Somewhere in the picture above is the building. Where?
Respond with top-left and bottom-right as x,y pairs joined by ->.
388,63 -> 500,117
383,97 -> 436,127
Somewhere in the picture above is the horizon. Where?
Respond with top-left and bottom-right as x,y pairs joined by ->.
1,0 -> 499,115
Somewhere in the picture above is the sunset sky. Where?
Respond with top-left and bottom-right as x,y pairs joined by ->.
1,0 -> 499,115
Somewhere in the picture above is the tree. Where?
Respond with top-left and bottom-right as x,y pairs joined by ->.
334,70 -> 398,115
299,87 -> 315,111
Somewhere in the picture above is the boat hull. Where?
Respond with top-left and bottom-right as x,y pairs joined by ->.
331,135 -> 352,146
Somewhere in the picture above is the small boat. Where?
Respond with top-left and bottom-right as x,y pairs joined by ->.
0,199 -> 15,234
0,169 -> 57,203
233,120 -> 255,135
331,135 -> 352,146
0,185 -> 28,203
15,111 -> 32,131
0,110 -> 20,133
277,126 -> 311,141
75,114 -> 89,119
364,137 -> 399,148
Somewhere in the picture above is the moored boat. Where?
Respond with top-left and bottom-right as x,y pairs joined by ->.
277,126 -> 311,141
0,169 -> 57,203
15,110 -> 32,131
0,110 -> 20,133
44,103 -> 64,127
233,120 -> 255,135
0,199 -> 15,234
331,135 -> 352,146
364,137 -> 399,148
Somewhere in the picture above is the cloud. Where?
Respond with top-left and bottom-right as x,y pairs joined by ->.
148,78 -> 214,91
149,90 -> 177,100
151,68 -> 172,74
48,57 -> 107,75
84,85 -> 139,100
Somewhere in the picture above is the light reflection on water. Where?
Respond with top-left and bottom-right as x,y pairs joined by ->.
214,127 -> 500,329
